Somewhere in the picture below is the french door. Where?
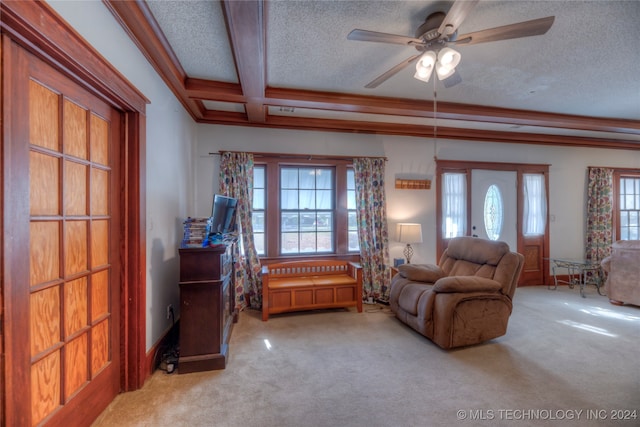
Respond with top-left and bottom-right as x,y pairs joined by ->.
470,170 -> 518,251
3,39 -> 121,426
436,160 -> 550,286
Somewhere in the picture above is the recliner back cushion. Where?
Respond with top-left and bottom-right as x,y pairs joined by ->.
445,236 -> 509,265
439,258 -> 496,278
438,237 -> 510,281
438,237 -> 519,295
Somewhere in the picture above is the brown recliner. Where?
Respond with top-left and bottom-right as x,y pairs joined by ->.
390,236 -> 525,349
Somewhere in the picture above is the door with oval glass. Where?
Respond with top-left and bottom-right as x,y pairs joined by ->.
471,170 -> 518,252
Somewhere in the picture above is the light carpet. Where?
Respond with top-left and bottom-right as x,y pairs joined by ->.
92,285 -> 640,427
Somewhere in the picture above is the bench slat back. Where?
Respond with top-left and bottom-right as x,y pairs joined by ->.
265,261 -> 353,278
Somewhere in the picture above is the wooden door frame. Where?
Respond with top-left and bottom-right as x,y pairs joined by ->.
435,159 -> 550,286
1,0 -> 149,401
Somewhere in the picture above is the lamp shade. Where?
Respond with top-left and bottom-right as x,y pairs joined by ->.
397,223 -> 423,244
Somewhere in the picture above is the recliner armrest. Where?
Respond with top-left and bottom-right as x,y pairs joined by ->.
432,276 -> 502,293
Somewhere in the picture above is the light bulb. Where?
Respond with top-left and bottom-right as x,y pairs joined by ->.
435,47 -> 461,80
437,48 -> 461,68
440,51 -> 454,65
413,51 -> 437,83
419,52 -> 435,68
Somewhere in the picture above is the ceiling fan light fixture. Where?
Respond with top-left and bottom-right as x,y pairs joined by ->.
435,47 -> 461,80
438,47 -> 461,68
414,69 -> 431,82
436,63 -> 455,80
413,51 -> 436,82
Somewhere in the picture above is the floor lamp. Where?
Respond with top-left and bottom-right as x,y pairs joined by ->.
397,223 -> 423,264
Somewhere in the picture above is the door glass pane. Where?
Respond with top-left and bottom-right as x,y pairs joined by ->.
484,185 -> 504,240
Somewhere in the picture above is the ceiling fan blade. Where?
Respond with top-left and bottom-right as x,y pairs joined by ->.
455,16 -> 555,46
364,54 -> 421,88
437,0 -> 479,37
348,29 -> 423,46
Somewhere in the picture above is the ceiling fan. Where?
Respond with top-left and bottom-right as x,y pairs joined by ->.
347,0 -> 555,88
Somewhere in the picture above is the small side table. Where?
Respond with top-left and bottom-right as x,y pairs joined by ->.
547,258 -> 605,298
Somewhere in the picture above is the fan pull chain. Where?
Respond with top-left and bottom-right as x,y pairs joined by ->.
433,75 -> 438,158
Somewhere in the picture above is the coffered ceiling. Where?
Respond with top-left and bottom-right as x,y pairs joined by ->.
105,0 -> 640,149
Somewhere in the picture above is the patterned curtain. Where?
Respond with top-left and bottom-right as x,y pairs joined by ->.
585,167 -> 614,262
219,152 -> 262,310
353,158 -> 390,302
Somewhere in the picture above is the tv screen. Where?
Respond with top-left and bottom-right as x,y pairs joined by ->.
210,194 -> 238,235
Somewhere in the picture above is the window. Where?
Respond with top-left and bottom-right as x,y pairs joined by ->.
281,166 -> 334,254
252,165 -> 266,255
249,157 -> 357,258
619,175 -> 640,240
347,169 -> 359,251
483,185 -> 503,240
523,173 -> 547,236
442,172 -> 467,238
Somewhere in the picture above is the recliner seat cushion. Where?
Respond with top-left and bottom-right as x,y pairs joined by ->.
397,283 -> 432,316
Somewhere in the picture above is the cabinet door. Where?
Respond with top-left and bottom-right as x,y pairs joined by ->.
180,281 -> 222,356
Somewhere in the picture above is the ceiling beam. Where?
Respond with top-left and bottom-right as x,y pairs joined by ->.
183,82 -> 640,136
194,113 -> 640,150
264,88 -> 640,136
185,78 -> 245,103
104,0 -> 203,120
221,0 -> 266,123
263,117 -> 640,150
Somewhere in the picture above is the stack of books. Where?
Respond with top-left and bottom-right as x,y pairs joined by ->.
181,217 -> 210,248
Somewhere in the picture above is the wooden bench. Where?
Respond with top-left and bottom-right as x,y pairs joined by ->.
261,260 -> 363,321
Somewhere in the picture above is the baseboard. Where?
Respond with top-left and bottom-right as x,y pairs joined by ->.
145,319 -> 180,377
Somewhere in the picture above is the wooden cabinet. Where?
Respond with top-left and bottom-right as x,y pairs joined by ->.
178,244 -> 237,373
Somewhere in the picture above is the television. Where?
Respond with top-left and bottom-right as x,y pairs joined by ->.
210,194 -> 238,235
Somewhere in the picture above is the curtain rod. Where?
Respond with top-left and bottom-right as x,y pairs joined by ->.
588,166 -> 640,172
210,150 -> 387,162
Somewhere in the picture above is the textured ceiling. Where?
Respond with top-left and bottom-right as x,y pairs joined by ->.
138,0 -> 640,145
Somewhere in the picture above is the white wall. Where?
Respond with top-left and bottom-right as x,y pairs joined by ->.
195,124 -> 386,215
48,1 -> 197,351
197,125 -> 640,265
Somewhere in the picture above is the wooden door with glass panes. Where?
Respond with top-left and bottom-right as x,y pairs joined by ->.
4,44 -> 121,426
